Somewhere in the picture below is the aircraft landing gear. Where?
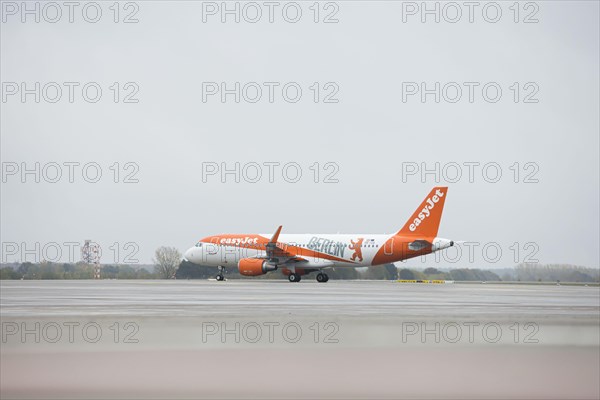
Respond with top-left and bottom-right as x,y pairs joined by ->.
316,273 -> 329,283
216,266 -> 226,281
288,273 -> 301,283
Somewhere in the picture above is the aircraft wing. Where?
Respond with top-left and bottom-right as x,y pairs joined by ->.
265,225 -> 296,260
262,226 -> 334,269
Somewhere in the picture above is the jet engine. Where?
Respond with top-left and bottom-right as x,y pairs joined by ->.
238,258 -> 278,276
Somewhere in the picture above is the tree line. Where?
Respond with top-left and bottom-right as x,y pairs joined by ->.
1,247 -> 597,283
0,262 -> 157,280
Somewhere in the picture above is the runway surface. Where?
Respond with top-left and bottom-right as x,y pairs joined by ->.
1,280 -> 599,399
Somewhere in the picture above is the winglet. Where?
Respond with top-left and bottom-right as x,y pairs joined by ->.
270,225 -> 282,244
266,225 -> 286,261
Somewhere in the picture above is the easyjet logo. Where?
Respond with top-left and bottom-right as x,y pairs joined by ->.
409,189 -> 445,232
220,237 -> 259,245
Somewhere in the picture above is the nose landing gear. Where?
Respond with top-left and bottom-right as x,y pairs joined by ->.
216,266 -> 226,281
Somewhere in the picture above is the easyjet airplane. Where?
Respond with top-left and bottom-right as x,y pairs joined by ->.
184,186 -> 454,282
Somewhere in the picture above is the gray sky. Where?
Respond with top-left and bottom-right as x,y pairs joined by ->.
1,1 -> 598,267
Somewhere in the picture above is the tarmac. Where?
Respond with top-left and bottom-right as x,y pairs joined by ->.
1,280 -> 599,399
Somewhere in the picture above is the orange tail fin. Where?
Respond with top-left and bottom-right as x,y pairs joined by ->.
398,187 -> 448,237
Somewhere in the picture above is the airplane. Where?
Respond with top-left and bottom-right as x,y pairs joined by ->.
183,186 -> 455,282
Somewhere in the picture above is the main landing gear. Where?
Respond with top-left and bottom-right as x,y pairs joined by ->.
216,266 -> 226,281
288,272 -> 329,282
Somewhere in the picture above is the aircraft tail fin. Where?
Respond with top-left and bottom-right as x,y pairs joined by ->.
398,187 -> 448,237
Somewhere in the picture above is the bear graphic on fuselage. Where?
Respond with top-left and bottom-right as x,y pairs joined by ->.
349,238 -> 364,262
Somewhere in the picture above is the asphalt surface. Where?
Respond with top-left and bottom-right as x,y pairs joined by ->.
1,280 -> 599,399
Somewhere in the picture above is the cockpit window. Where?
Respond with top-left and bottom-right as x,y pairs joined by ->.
195,242 -> 203,247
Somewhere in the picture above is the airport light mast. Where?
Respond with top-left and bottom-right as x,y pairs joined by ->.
81,240 -> 101,279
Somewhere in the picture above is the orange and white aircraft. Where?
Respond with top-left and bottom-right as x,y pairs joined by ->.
184,187 -> 454,282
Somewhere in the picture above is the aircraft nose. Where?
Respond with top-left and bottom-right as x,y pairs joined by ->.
184,247 -> 195,262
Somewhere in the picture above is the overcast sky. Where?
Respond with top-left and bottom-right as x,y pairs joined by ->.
1,1 -> 598,268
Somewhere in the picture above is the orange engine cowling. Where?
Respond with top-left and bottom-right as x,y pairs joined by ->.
238,258 -> 277,276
